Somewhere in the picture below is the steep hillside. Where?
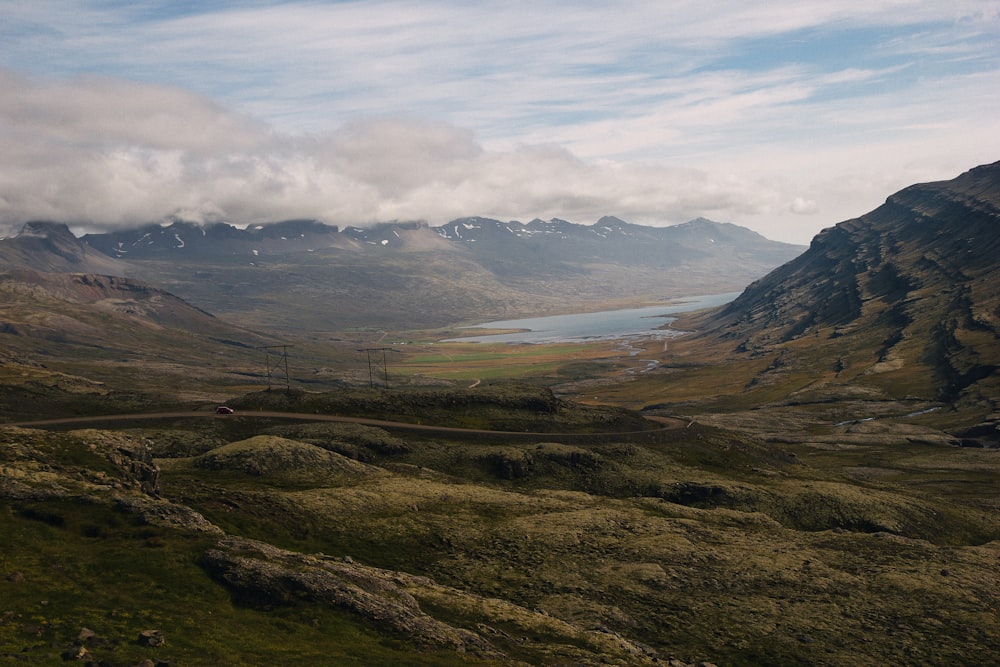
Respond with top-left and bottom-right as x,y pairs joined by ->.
607,162 -> 998,439
0,268 -> 269,399
706,161 -> 999,402
708,162 -> 999,345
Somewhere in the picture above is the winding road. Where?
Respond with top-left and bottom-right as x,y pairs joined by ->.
7,410 -> 689,442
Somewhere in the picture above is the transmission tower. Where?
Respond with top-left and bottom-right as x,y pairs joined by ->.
358,347 -> 395,388
257,345 -> 292,391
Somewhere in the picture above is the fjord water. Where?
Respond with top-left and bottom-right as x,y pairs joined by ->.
448,292 -> 740,344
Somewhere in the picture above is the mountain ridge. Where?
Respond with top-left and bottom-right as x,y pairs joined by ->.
0,216 -> 807,331
689,160 -> 1000,427
78,215 -> 804,263
0,221 -> 130,275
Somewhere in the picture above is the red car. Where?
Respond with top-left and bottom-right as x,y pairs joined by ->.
215,406 -> 235,414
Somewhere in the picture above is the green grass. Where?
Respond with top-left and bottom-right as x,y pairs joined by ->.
397,341 -> 622,382
0,499 -> 493,666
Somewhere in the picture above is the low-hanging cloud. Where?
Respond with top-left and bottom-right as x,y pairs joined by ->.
2,3 -> 999,245
0,70 -> 779,236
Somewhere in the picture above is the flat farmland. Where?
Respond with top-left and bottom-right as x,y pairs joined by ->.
395,340 -> 646,383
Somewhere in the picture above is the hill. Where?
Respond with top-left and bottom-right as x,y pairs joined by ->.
0,267 -> 269,408
2,385 -> 997,665
708,162 -> 999,410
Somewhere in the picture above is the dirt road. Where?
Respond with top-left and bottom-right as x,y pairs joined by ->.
8,411 -> 689,442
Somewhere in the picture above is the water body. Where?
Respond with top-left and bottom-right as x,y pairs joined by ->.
447,292 -> 740,344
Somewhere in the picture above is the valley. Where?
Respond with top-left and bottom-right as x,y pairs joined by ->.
1,165 -> 999,665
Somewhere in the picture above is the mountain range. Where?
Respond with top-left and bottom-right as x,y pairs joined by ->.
79,215 -> 793,265
2,216 -> 804,333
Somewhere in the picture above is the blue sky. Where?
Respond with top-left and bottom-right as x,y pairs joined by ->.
1,1 -> 998,243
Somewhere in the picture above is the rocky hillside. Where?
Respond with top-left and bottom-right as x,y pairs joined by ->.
693,161 -> 999,428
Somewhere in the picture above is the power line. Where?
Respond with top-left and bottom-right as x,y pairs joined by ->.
357,347 -> 396,389
257,345 -> 292,391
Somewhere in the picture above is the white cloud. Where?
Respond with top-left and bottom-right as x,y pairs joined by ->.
0,70 -> 788,235
789,197 -> 819,215
0,2 -> 998,244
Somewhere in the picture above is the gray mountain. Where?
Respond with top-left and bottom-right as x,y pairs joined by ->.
0,221 -> 128,275
73,216 -> 805,330
81,219 -> 352,258
82,216 -> 802,267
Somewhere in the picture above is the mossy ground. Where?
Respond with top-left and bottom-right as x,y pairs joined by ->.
0,499 -> 486,666
146,403 -> 1000,666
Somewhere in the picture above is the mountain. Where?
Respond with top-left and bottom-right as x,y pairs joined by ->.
83,215 -> 801,270
76,216 -> 804,331
0,221 -> 128,274
433,215 -> 798,276
0,267 -> 268,392
693,161 -> 999,429
81,218 -> 359,258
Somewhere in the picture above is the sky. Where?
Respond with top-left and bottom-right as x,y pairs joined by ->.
1,1 -> 998,244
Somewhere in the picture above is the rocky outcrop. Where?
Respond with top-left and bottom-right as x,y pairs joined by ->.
0,426 -> 222,534
193,435 -> 379,479
199,536 -> 504,658
200,536 -> 664,665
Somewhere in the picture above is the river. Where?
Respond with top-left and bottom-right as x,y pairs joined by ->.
445,292 -> 740,344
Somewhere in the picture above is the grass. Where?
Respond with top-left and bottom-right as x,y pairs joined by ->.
396,341 -> 629,382
2,370 -> 999,665
0,498 -> 499,666
146,402 -> 1000,665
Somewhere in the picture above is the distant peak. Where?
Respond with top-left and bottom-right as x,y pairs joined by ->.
17,221 -> 75,239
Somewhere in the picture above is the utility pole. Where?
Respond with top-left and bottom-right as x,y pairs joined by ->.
358,347 -> 395,389
257,345 -> 292,391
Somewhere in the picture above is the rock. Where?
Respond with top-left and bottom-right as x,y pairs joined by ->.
199,536 -> 503,658
115,496 -> 223,534
60,645 -> 90,661
137,629 -> 165,647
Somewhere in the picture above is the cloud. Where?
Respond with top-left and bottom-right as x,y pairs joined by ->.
1,2 -> 998,243
789,197 -> 819,215
0,69 -> 786,235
